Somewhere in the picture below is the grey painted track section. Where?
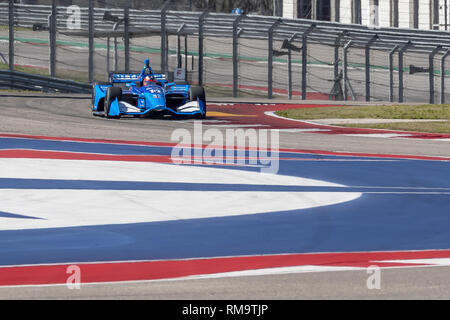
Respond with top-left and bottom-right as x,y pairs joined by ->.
0,94 -> 449,157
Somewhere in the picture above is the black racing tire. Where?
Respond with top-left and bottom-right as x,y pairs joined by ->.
189,86 -> 205,102
193,112 -> 206,119
189,86 -> 206,119
105,87 -> 122,119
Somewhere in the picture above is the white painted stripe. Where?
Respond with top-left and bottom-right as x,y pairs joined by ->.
175,265 -> 366,280
375,258 -> 450,266
360,192 -> 450,194
264,111 -> 309,123
312,119 -> 447,125
0,159 -> 361,230
275,129 -> 332,133
343,133 -> 412,138
207,124 -> 270,128
0,190 -> 360,230
191,120 -> 231,123
0,159 -> 345,186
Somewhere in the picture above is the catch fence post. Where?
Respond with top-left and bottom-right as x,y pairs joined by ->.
198,10 -> 208,86
267,19 -> 281,99
8,0 -> 14,71
49,0 -> 57,77
364,34 -> 378,102
429,45 -> 441,104
160,0 -> 171,75
301,24 -> 315,100
398,41 -> 412,103
334,31 -> 347,88
124,6 -> 130,73
232,13 -> 245,98
88,0 -> 94,83
389,45 -> 399,102
440,49 -> 450,104
343,40 -> 352,100
286,33 -> 299,99
176,24 -> 185,69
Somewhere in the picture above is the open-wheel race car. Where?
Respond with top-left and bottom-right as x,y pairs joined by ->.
91,59 -> 206,119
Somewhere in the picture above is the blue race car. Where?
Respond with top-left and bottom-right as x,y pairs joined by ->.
91,59 -> 206,119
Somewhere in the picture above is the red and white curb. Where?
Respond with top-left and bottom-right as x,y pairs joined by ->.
1,250 -> 450,287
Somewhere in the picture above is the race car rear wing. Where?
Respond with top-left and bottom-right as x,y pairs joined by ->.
108,72 -> 140,83
108,72 -> 167,84
154,73 -> 167,82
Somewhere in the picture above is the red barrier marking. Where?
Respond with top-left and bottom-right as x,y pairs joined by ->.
1,250 -> 449,287
0,149 -> 173,163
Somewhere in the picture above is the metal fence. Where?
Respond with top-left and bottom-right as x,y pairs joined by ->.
3,0 -> 450,103
0,69 -> 91,92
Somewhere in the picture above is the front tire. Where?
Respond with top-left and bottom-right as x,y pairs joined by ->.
189,86 -> 206,119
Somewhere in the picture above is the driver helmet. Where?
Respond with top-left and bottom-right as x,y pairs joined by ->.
143,75 -> 156,86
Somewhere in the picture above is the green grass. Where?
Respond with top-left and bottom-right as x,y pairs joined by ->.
340,121 -> 450,134
0,63 -> 106,83
275,104 -> 450,134
0,26 -> 32,32
275,105 -> 450,120
0,63 -> 49,76
0,89 -> 44,93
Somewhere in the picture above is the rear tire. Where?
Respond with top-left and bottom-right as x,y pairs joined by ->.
105,87 -> 122,118
189,86 -> 205,102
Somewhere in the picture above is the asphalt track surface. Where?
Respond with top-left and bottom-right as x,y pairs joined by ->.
0,94 -> 449,300
0,94 -> 449,157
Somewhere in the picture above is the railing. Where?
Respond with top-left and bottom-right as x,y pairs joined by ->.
0,70 -> 91,93
3,3 -> 450,46
2,2 -> 450,102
